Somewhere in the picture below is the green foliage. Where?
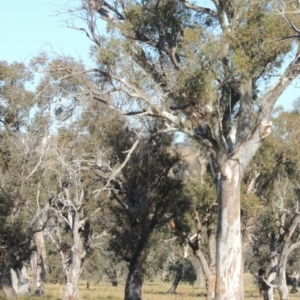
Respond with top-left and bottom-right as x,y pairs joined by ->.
124,0 -> 190,46
0,61 -> 34,131
0,61 -> 44,276
244,105 -> 300,274
229,1 -> 291,77
104,127 -> 191,278
167,258 -> 197,285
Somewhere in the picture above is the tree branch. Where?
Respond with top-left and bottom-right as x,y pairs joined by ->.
177,0 -> 218,19
93,137 -> 140,196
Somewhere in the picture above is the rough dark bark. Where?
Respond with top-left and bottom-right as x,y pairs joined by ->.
108,269 -> 118,286
290,273 -> 299,293
124,268 -> 144,300
168,262 -> 183,294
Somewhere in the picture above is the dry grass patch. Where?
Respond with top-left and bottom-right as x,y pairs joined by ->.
13,274 -> 300,300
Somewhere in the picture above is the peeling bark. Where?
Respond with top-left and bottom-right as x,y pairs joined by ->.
31,231 -> 46,295
62,212 -> 86,300
215,160 -> 243,300
11,266 -> 30,295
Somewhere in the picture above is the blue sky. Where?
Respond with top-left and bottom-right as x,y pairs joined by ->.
1,0 -> 92,64
0,0 -> 299,110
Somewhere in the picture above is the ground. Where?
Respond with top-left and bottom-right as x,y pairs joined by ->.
12,274 -> 300,300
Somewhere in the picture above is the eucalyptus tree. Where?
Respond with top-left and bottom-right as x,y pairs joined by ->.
0,60 -> 45,296
43,136 -> 101,300
243,104 -> 300,300
95,124 -> 191,300
177,151 -> 218,300
47,0 -> 300,298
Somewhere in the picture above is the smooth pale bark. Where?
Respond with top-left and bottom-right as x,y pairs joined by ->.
198,267 -> 205,287
31,231 -> 46,295
189,209 -> 216,300
278,240 -> 300,300
206,274 -> 216,300
1,285 -> 17,299
278,251 -> 288,300
193,247 -> 216,300
276,216 -> 300,300
11,266 -> 30,295
62,212 -> 85,300
63,267 -> 81,300
265,250 -> 277,300
215,160 -> 243,300
1,273 -> 17,299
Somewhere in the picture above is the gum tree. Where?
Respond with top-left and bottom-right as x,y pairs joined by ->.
244,104 -> 300,300
97,126 -> 190,300
0,60 -> 45,297
50,0 -> 300,298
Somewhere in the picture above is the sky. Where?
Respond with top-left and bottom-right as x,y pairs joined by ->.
1,1 -> 93,64
0,1 -> 299,110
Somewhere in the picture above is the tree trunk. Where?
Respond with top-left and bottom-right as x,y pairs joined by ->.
62,213 -> 85,300
63,266 -> 81,300
110,269 -> 118,287
206,274 -> 216,300
124,268 -> 144,300
215,161 -> 244,300
1,273 -> 17,299
278,256 -> 288,300
198,267 -> 204,287
290,273 -> 298,293
168,262 -> 183,293
261,249 -> 278,300
31,231 -> 46,295
11,266 -> 30,295
193,244 -> 215,300
277,216 -> 300,300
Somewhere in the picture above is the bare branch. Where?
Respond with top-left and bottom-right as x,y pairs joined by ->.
94,137 -> 140,196
177,0 -> 218,19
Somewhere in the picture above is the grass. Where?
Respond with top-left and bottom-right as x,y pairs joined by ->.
13,274 -> 300,300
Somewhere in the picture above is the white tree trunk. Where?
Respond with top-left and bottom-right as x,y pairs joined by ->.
63,267 -> 81,300
31,231 -> 46,295
264,250 -> 278,300
278,254 -> 288,300
215,160 -> 244,300
62,212 -> 86,300
1,273 -> 17,299
11,266 -> 30,295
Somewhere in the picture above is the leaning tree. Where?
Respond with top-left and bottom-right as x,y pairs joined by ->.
45,0 -> 300,298
95,123 -> 191,300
